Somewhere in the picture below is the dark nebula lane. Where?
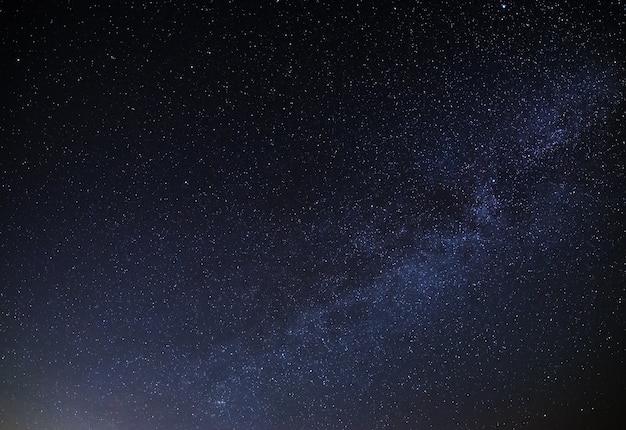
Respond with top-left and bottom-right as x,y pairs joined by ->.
1,1 -> 625,429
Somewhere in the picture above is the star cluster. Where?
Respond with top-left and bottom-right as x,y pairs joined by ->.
1,1 -> 625,429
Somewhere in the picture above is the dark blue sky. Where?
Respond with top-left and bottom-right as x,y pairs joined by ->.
1,1 -> 624,429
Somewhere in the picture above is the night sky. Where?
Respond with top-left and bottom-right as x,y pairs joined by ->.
1,1 -> 625,429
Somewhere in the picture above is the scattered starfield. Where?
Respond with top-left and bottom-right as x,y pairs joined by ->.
1,1 -> 625,429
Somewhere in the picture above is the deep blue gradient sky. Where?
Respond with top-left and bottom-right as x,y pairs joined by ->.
1,1 -> 625,429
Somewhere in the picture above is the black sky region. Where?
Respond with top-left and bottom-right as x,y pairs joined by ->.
1,1 -> 625,429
